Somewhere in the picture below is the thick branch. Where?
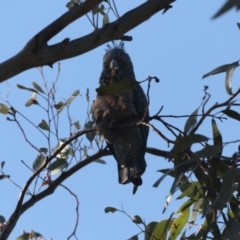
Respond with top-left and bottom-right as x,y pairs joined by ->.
0,149 -> 110,240
0,146 -> 167,240
0,0 -> 175,83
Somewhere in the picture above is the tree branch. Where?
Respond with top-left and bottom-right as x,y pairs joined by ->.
0,145 -> 168,239
0,0 -> 175,83
190,87 -> 240,135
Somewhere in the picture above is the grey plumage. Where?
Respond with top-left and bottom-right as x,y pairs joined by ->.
91,44 -> 149,194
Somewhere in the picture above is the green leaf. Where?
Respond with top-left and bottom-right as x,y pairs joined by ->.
32,155 -> 45,171
202,61 -> 239,79
54,101 -> 64,110
194,145 -> 223,159
58,90 -> 80,113
48,159 -> 68,175
153,165 -> 193,189
222,169 -> 240,199
16,231 -> 42,240
225,61 -> 240,95
94,158 -> 106,164
204,169 -> 240,214
1,161 -> 5,169
202,61 -> 240,95
169,207 -> 190,240
96,78 -> 139,96
85,121 -> 95,143
39,147 -> 48,154
151,219 -> 172,240
184,107 -> 198,135
0,215 -> 5,223
163,171 -> 184,213
190,198 -> 204,224
144,222 -> 158,240
103,13 -> 109,26
38,119 -> 49,131
177,182 -> 200,200
25,92 -> 38,107
237,23 -> 240,30
222,109 -> 240,122
52,141 -> 69,160
92,6 -> 99,14
74,121 -> 81,130
128,235 -> 138,240
167,134 -> 208,159
212,0 -> 240,19
177,199 -> 193,213
83,145 -> 88,157
132,215 -> 144,224
211,119 -> 223,154
195,218 -> 210,239
32,82 -> 45,93
99,4 -> 105,15
66,0 -> 79,9
104,207 -> 118,213
67,148 -> 75,156
0,103 -> 9,114
25,98 -> 39,107
17,84 -> 38,93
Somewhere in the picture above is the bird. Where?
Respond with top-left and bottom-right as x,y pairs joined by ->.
91,43 -> 149,194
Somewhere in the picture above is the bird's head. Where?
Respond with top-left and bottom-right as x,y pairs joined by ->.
99,43 -> 135,86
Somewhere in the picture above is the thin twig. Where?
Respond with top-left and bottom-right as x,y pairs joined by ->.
190,87 -> 240,134
61,184 -> 80,240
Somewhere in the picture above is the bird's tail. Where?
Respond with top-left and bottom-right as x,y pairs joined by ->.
118,160 -> 146,194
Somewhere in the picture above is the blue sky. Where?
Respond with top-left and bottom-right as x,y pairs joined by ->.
0,1 -> 240,239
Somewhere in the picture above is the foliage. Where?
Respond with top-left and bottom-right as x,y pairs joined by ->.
0,1 -> 240,240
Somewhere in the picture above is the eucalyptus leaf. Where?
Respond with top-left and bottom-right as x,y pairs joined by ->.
32,155 -> 45,171
202,61 -> 240,95
151,219 -> 172,240
85,121 -> 95,143
32,82 -> 45,93
17,84 -> 38,93
194,145 -> 223,159
38,119 -> 49,131
94,158 -> 106,164
103,13 -> 109,26
54,101 -> 64,110
169,206 -> 190,240
128,235 -> 138,240
104,207 -> 118,213
132,215 -> 143,224
39,147 -> 48,154
144,222 -> 158,240
237,22 -> 240,30
184,107 -> 198,134
212,1 -> 240,19
163,171 -> 184,213
0,103 -> 9,114
66,0 -> 79,9
1,161 -> 5,169
49,159 -> 68,174
222,109 -> 240,122
58,90 -> 80,113
74,120 -> 81,130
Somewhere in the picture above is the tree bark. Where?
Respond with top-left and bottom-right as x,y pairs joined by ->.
0,0 -> 175,83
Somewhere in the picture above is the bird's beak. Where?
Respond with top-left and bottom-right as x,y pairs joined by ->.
109,59 -> 119,70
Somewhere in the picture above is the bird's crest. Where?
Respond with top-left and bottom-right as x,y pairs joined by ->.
105,41 -> 125,53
